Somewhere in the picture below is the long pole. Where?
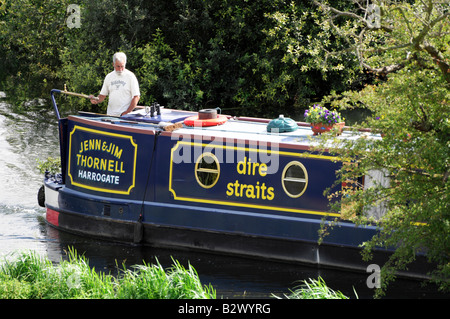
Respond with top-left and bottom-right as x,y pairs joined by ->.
61,85 -> 99,100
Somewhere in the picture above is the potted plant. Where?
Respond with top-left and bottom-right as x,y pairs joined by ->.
304,104 -> 345,135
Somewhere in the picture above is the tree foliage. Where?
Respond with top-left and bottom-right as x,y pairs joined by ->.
0,0 -> 70,104
308,0 -> 449,296
0,0 -> 362,116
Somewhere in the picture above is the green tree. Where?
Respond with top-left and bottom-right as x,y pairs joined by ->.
0,0 -> 70,106
305,1 -> 449,296
1,0 -> 363,116
261,1 -> 366,116
54,0 -> 364,116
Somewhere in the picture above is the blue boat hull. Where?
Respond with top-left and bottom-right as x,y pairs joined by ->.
44,184 -> 431,278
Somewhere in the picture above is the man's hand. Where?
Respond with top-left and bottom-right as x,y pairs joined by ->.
120,95 -> 140,116
89,95 -> 105,104
89,95 -> 99,104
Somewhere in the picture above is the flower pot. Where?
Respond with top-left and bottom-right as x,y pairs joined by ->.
310,122 -> 345,135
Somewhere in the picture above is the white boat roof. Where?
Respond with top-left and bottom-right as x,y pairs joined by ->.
84,107 -> 381,148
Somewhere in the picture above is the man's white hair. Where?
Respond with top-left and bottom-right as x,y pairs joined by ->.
113,52 -> 127,65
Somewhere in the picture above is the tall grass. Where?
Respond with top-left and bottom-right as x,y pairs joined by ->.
1,248 -> 353,299
115,259 -> 215,299
0,248 -> 215,299
273,277 -> 353,299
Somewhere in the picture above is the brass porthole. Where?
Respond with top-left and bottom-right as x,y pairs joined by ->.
195,152 -> 220,189
282,161 -> 308,198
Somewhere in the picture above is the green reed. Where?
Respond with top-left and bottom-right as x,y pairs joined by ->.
0,248 -> 215,299
273,277 -> 352,299
1,248 -> 351,299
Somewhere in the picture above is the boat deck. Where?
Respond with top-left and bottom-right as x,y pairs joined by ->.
77,107 -> 378,147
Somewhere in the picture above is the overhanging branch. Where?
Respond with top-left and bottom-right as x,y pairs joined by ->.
361,61 -> 405,76
313,1 -> 450,82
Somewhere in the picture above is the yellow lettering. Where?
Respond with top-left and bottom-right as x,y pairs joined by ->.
226,182 -> 234,196
100,158 -> 107,171
233,180 -> 240,196
89,139 -> 95,151
239,183 -> 247,197
259,163 -> 267,176
266,187 -> 275,200
114,147 -> 123,159
260,183 -> 267,199
247,157 -> 252,175
252,162 -> 259,176
236,156 -> 268,176
255,181 -> 260,198
245,184 -> 256,198
114,161 -> 125,173
81,155 -> 87,166
93,157 -> 99,170
225,179 -> 275,201
237,158 -> 246,175
108,159 -> 114,172
87,156 -> 93,168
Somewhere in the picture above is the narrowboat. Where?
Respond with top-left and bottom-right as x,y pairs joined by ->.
39,89 -> 431,279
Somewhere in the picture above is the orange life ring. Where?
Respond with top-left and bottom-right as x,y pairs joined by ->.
184,114 -> 228,127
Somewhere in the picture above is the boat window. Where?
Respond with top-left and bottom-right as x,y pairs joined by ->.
195,153 -> 220,188
282,161 -> 308,198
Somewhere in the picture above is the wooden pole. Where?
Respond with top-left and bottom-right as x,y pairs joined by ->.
62,84 -> 99,100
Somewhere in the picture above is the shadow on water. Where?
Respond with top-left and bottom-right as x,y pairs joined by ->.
0,95 -> 448,299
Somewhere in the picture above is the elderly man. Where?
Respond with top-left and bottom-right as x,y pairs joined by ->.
90,52 -> 140,116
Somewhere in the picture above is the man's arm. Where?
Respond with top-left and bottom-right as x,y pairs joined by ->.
121,95 -> 140,116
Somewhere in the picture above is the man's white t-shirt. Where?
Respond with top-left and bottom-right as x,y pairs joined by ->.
100,69 -> 140,116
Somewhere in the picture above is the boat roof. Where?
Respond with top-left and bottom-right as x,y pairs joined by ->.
72,107 -> 380,148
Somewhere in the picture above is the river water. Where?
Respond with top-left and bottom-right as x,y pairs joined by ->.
0,95 -> 447,299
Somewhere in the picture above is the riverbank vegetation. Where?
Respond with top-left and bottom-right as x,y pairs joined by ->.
0,249 -> 350,299
0,248 -> 216,299
1,0 -> 448,297
273,277 -> 351,300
